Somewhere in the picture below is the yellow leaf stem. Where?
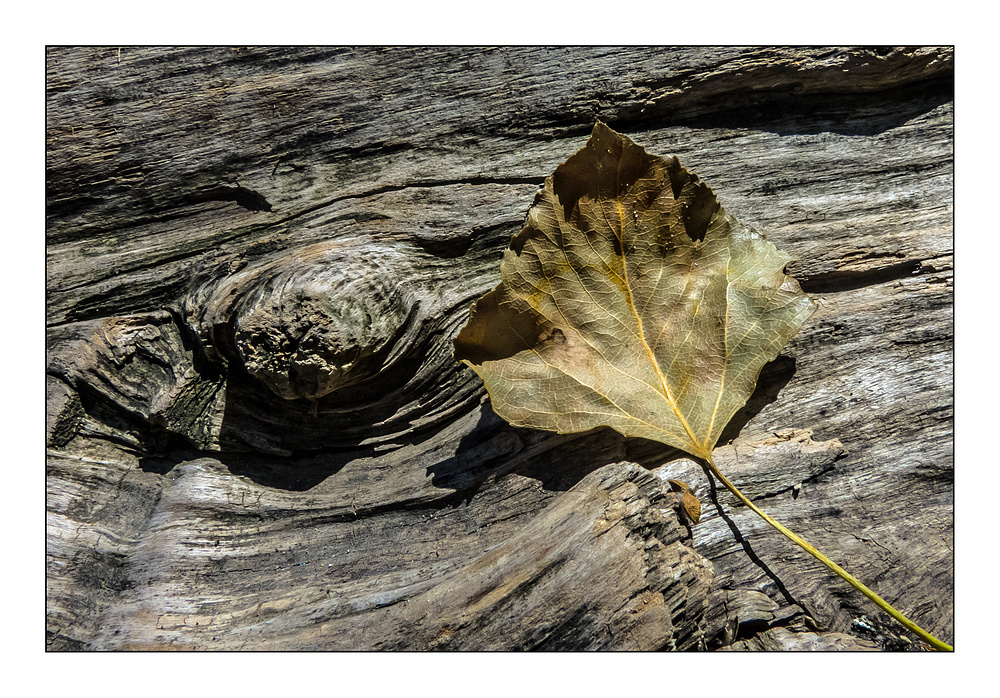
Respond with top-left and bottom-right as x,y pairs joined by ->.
702,454 -> 953,652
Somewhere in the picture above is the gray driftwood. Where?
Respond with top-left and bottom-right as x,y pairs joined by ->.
46,46 -> 953,651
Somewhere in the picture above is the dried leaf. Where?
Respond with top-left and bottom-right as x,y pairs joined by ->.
666,479 -> 692,493
454,122 -> 816,461
667,479 -> 702,524
452,123 -> 954,651
681,491 -> 702,524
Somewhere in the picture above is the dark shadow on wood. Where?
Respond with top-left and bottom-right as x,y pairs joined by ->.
615,76 -> 953,138
424,402 -> 521,498
428,403 -> 630,497
699,460 -> 802,610
800,260 -> 923,294
718,355 -> 797,446
509,428 -> 628,493
215,352 -> 436,455
138,437 -> 377,491
214,447 -> 377,491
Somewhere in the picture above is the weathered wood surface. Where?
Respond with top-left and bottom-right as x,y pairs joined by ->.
46,46 -> 953,651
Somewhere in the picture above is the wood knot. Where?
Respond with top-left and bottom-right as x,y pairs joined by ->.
191,238 -> 415,400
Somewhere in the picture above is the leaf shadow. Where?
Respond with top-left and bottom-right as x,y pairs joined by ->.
697,457 -> 803,609
426,401 -> 630,499
719,355 -> 798,446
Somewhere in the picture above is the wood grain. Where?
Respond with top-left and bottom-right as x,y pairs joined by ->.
46,46 -> 953,650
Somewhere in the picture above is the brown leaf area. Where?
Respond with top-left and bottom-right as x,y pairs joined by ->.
454,122 -> 816,460
667,479 -> 703,524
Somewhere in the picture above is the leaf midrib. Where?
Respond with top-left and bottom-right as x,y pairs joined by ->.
613,195 -> 703,457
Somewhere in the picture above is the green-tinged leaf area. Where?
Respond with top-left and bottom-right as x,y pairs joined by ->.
454,122 -> 816,460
